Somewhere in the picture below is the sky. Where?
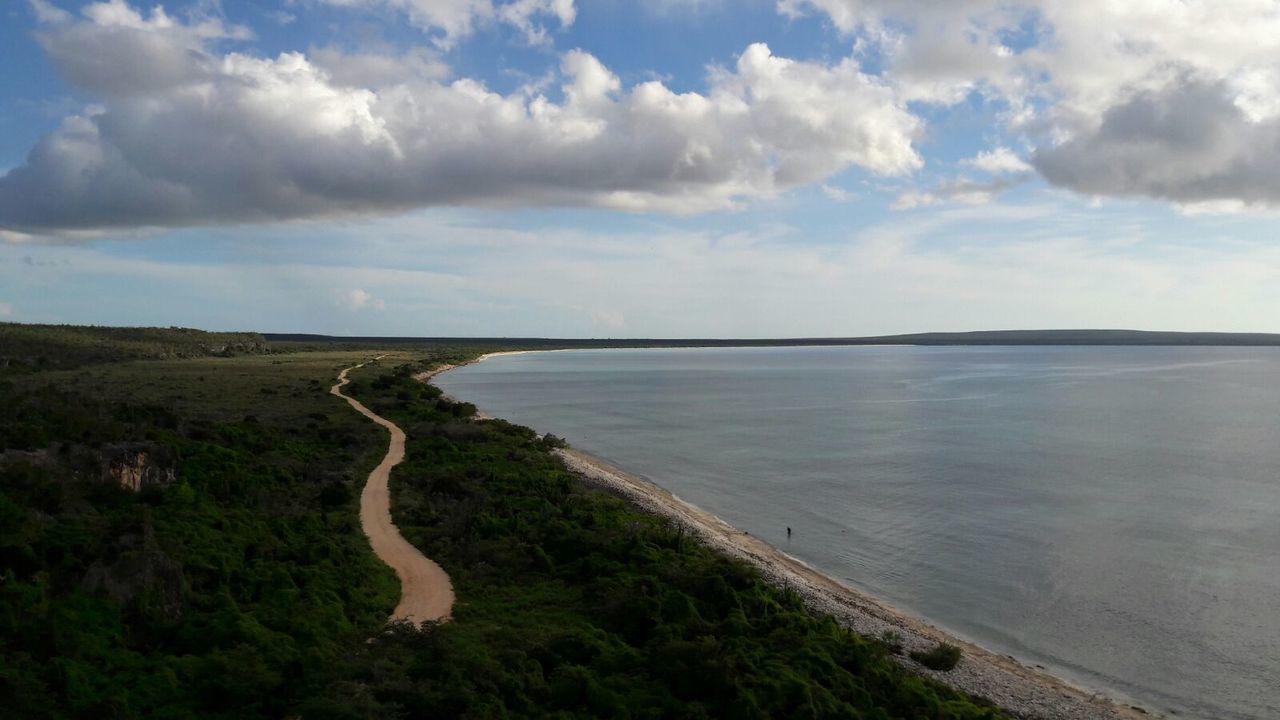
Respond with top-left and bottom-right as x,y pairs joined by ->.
2,0 -> 1279,337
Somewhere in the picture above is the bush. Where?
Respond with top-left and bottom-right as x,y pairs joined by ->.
911,642 -> 963,671
877,630 -> 904,655
539,433 -> 569,449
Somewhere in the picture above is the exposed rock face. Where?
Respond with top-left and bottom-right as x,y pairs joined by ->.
206,338 -> 270,356
105,443 -> 176,492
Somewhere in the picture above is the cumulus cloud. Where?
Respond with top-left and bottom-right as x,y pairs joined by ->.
34,0 -> 251,96
781,0 -> 1280,208
1033,78 -> 1280,207
346,288 -> 386,311
317,0 -> 576,47
779,0 -> 1029,104
0,2 -> 922,234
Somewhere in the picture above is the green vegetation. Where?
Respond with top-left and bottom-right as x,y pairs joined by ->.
0,322 -> 270,373
911,644 -> 964,672
1,326 -> 1001,718
878,630 -> 905,656
313,364 -> 1001,718
0,350 -> 402,718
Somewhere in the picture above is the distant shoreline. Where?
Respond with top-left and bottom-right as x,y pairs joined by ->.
431,351 -> 1163,720
265,328 -> 1280,349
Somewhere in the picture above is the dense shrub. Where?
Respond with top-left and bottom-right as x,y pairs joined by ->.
911,642 -> 964,671
0,357 -> 396,718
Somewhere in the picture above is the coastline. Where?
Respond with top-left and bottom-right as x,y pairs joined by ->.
429,349 -> 1161,720
555,448 -> 1154,720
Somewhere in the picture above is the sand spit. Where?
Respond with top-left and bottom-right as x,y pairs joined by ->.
333,361 -> 454,623
554,448 -> 1158,720
413,351 -> 534,419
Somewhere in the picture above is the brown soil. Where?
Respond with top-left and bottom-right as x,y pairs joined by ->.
333,362 -> 454,623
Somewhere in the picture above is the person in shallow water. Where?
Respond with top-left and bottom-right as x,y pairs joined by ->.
787,527 -> 792,539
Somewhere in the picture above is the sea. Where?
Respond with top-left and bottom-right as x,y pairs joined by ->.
435,345 -> 1280,720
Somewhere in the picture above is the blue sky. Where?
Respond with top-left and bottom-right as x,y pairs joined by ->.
2,0 -> 1279,336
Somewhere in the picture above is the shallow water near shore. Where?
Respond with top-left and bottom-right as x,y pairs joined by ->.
437,346 -> 1280,720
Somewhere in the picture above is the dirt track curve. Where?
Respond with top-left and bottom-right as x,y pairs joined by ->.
332,361 -> 454,623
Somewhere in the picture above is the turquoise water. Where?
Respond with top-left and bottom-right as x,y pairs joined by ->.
436,346 -> 1280,719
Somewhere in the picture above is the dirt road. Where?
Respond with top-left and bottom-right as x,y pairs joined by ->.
332,361 -> 454,623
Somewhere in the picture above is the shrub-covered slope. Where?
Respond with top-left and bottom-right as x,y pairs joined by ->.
0,322 -> 269,373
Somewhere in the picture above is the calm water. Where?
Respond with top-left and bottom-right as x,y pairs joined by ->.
437,346 -> 1280,719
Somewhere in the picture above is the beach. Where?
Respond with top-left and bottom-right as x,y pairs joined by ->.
430,350 -> 1179,719
553,447 -> 1157,720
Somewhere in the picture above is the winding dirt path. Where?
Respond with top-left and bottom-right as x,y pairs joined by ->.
332,361 -> 454,623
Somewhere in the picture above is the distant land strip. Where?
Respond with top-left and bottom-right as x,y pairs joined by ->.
264,329 -> 1280,348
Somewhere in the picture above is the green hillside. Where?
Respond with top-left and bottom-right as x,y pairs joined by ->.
0,323 -> 269,373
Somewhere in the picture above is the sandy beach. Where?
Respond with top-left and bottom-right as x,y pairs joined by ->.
553,448 -> 1159,720
430,351 -> 1162,719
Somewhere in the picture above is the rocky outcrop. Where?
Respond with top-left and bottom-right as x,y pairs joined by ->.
0,442 -> 177,493
205,337 -> 270,356
104,443 -> 176,492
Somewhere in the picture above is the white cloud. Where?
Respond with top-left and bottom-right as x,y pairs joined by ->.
821,184 -> 856,202
778,0 -> 1025,104
892,175 -> 1027,209
6,206 -> 1280,336
1,229 -> 38,243
343,208 -> 1280,336
891,190 -> 938,210
496,0 -> 576,45
309,47 -> 450,87
28,0 -> 72,24
32,0 -> 251,97
317,0 -> 576,47
1176,200 -> 1254,217
345,288 -> 386,311
963,147 -> 1031,175
0,302 -> 13,318
780,0 -> 1280,208
0,3 -> 923,234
